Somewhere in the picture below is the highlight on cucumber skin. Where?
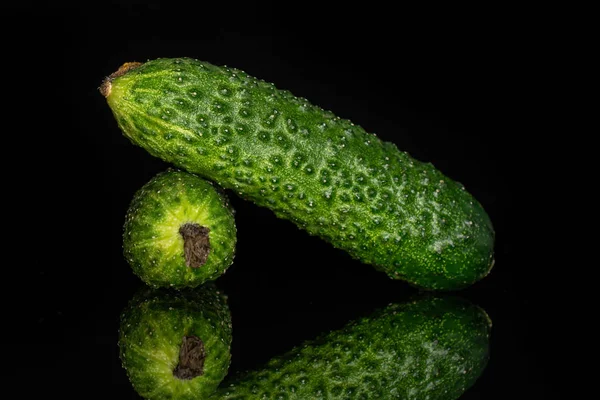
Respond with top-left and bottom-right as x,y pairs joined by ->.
123,169 -> 237,289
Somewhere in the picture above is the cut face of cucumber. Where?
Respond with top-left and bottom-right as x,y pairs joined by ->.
123,169 -> 237,289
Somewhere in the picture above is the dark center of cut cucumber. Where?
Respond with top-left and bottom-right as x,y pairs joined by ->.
179,223 -> 211,268
173,335 -> 206,380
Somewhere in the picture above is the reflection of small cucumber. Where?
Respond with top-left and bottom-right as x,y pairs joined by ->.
212,296 -> 491,400
103,58 -> 494,290
119,284 -> 232,400
123,169 -> 236,288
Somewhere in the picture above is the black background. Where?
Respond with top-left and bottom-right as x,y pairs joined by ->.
7,2 -> 566,399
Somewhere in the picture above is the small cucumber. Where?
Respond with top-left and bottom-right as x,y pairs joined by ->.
103,58 -> 494,290
212,295 -> 490,400
123,169 -> 236,288
119,284 -> 233,400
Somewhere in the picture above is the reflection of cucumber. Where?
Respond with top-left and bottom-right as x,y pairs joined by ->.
120,289 -> 490,399
118,284 -> 232,400
212,296 -> 491,399
103,58 -> 494,290
123,169 -> 236,288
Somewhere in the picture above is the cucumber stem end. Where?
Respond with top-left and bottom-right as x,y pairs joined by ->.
179,223 -> 211,268
99,61 -> 143,98
173,335 -> 206,380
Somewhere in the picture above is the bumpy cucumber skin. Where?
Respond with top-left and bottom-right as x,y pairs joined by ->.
106,57 -> 494,290
123,169 -> 236,289
119,284 -> 233,400
211,296 -> 490,400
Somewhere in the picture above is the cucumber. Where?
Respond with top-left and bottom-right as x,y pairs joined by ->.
120,290 -> 490,399
212,295 -> 491,400
102,58 -> 494,290
123,169 -> 236,288
119,284 -> 233,400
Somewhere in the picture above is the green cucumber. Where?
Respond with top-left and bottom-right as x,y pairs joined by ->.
123,169 -> 236,288
119,284 -> 232,400
213,295 -> 491,400
120,290 -> 490,399
103,57 -> 494,290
